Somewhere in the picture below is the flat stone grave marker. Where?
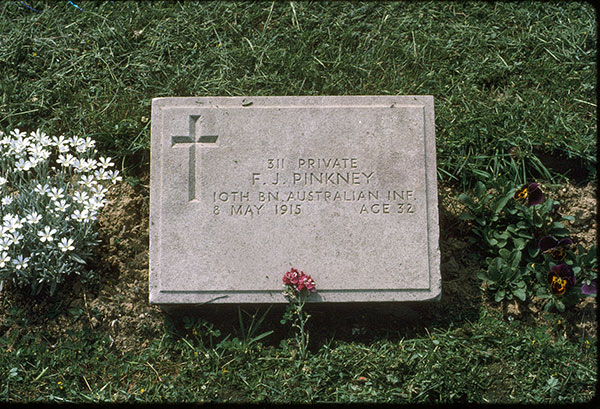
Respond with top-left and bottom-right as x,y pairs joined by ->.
150,96 -> 440,304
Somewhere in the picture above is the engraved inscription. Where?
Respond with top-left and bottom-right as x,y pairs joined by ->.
211,156 -> 418,217
171,115 -> 218,201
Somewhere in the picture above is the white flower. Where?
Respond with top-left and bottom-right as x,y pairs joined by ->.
34,183 -> 51,195
90,184 -> 107,196
57,153 -> 76,167
78,174 -> 96,188
0,176 -> 7,186
0,237 -> 10,251
94,168 -> 109,180
9,231 -> 23,245
12,255 -> 29,270
52,134 -> 68,146
10,128 -> 27,140
9,136 -> 29,155
75,143 -> 87,153
71,208 -> 90,222
25,210 -> 42,225
1,196 -> 13,206
57,237 -> 75,252
72,191 -> 89,204
98,156 -> 114,168
85,195 -> 106,211
82,136 -> 95,150
0,251 -> 10,268
48,186 -> 64,201
27,142 -> 45,156
71,136 -> 84,146
54,199 -> 70,212
71,158 -> 80,170
38,226 -> 57,242
30,129 -> 52,146
108,169 -> 123,184
78,158 -> 98,172
14,157 -> 33,171
3,214 -> 23,233
27,153 -> 46,168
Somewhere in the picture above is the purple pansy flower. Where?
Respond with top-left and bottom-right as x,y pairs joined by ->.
514,182 -> 544,206
538,236 -> 573,260
547,264 -> 576,296
581,279 -> 597,295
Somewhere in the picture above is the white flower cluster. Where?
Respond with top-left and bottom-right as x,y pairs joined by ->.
0,128 -> 122,295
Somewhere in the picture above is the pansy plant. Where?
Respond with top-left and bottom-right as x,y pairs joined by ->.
460,178 -> 596,311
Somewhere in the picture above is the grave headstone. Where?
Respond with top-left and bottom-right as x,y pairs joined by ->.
150,96 -> 440,304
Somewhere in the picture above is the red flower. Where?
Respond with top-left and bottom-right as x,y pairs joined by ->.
283,268 -> 316,293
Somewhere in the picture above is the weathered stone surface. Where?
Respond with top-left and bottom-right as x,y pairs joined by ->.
150,96 -> 440,304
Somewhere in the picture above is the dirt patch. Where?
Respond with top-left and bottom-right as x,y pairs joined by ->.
90,173 -> 163,350
554,180 -> 597,248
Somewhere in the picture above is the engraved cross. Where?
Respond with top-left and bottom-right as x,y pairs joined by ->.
171,115 -> 218,201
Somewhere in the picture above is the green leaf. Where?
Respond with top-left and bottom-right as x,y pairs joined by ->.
513,287 -> 526,301
536,287 -> 551,298
474,181 -> 486,197
511,252 -> 522,269
458,193 -> 475,208
495,290 -> 505,302
550,221 -> 567,230
554,299 -> 565,312
459,212 -> 476,221
549,227 -> 570,237
494,231 -> 510,240
477,271 -> 489,281
70,254 -> 87,265
513,238 -> 526,251
499,249 -> 511,259
472,169 -> 491,179
490,193 -> 512,214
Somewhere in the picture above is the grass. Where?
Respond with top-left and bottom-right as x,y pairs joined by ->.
0,0 -> 597,404
0,1 -> 596,186
0,304 -> 596,403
